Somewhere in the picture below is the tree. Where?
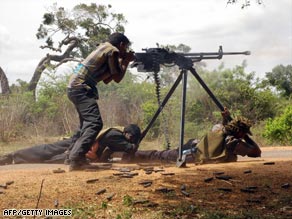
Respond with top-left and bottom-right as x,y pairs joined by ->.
263,65 -> 292,98
187,64 -> 278,123
29,3 -> 127,96
0,66 -> 10,95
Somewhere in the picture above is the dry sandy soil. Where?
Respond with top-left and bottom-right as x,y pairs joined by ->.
0,147 -> 292,219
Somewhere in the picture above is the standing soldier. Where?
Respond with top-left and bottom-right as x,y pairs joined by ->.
67,32 -> 134,171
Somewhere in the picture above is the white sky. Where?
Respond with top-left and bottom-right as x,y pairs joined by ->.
0,0 -> 291,84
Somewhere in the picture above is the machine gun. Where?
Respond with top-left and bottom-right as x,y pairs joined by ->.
131,46 -> 250,72
131,46 -> 251,167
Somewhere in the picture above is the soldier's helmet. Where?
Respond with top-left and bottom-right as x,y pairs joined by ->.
224,116 -> 253,136
123,124 -> 141,144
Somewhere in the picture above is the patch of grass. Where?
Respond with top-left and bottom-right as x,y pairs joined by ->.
62,201 -> 98,219
200,210 -> 247,219
162,202 -> 198,218
279,193 -> 292,205
123,194 -> 134,207
200,208 -> 283,219
116,209 -> 132,219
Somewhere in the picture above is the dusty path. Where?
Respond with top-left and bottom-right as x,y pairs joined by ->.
0,147 -> 292,219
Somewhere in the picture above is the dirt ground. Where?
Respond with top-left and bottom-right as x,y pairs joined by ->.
0,147 -> 292,219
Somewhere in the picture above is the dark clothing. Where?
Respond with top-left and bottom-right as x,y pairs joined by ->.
126,139 -> 198,163
0,129 -> 134,165
67,88 -> 103,163
134,149 -> 180,163
96,128 -> 134,158
10,139 -> 71,164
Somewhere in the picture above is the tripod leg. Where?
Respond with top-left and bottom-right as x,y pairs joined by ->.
177,70 -> 187,168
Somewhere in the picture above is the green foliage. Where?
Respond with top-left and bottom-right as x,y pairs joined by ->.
32,72 -> 67,118
263,105 -> 292,145
263,64 -> 292,98
190,65 -> 279,122
141,100 -> 160,138
0,69 -> 76,140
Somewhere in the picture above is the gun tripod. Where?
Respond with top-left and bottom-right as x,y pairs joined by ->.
140,66 -> 227,167
133,46 -> 251,167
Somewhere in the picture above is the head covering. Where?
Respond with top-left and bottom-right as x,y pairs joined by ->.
123,124 -> 141,144
224,116 -> 253,136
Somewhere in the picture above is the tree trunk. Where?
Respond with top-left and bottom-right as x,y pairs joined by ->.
0,66 -> 11,95
28,37 -> 80,97
28,56 -> 50,95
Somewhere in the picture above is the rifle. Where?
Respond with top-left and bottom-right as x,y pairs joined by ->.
131,46 -> 250,72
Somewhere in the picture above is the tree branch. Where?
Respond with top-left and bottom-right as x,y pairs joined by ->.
28,36 -> 82,96
54,57 -> 83,68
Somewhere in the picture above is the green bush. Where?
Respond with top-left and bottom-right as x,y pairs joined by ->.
263,105 -> 292,145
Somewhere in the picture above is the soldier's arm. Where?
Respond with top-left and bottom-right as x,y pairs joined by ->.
221,107 -> 231,125
243,136 -> 261,157
105,51 -> 134,83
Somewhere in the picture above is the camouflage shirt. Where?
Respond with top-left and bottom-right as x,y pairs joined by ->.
68,42 -> 122,89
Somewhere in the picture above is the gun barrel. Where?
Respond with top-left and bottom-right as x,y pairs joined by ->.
222,51 -> 251,55
179,50 -> 250,62
181,51 -> 251,57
